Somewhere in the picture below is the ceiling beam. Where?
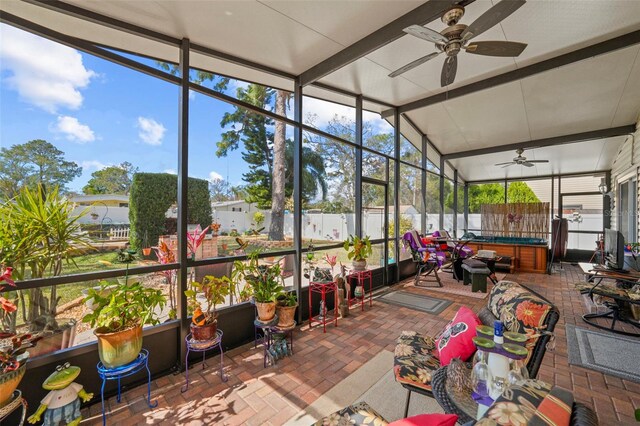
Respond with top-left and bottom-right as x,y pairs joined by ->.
298,0 -> 475,86
442,125 -> 636,160
384,29 -> 640,115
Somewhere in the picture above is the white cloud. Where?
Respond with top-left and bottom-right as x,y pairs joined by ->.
81,160 -> 108,171
302,96 -> 354,128
209,171 -> 223,181
137,117 -> 166,145
164,169 -> 177,175
53,116 -> 96,143
0,24 -> 96,113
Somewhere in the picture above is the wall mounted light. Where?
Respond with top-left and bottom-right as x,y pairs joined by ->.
598,178 -> 608,195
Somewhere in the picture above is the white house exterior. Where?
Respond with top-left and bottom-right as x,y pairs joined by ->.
69,194 -> 130,224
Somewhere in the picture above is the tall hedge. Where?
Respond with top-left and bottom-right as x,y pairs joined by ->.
129,173 -> 212,249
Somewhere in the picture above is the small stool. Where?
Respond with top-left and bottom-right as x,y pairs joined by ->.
462,259 -> 490,293
97,349 -> 157,426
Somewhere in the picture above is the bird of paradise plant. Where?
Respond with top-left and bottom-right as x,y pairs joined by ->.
186,225 -> 210,260
0,266 -> 17,338
153,241 -> 178,319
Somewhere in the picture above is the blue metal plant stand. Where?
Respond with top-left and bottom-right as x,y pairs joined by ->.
97,349 -> 156,426
182,330 -> 227,393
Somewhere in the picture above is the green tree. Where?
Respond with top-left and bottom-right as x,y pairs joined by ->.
507,181 -> 540,203
0,139 -> 82,198
209,177 -> 233,202
446,182 -> 540,214
82,162 -> 138,195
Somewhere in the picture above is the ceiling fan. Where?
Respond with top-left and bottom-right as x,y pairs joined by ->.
389,0 -> 528,86
495,148 -> 549,168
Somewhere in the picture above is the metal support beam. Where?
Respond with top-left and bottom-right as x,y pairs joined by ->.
504,178 -> 508,203
355,95 -> 363,238
393,29 -> 640,114
421,135 -> 428,234
394,109 -> 401,282
177,38 -> 190,369
439,157 -> 445,229
442,125 -> 636,160
293,80 -> 303,324
453,169 -> 458,238
298,0 -> 474,86
604,171 -> 612,230
463,183 -> 469,234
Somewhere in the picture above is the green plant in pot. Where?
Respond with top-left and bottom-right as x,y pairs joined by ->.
82,280 -> 166,368
343,235 -> 372,271
232,251 -> 284,322
185,275 -> 232,340
275,292 -> 297,328
0,333 -> 40,407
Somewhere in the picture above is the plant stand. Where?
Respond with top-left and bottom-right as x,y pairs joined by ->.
347,269 -> 373,311
0,390 -> 27,426
263,322 -> 295,367
182,330 -> 227,392
309,281 -> 338,333
97,349 -> 156,426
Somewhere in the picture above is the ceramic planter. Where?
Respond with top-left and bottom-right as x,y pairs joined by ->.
0,363 -> 26,407
276,304 -> 297,328
191,320 -> 218,341
255,301 -> 276,322
352,259 -> 367,271
94,324 -> 143,368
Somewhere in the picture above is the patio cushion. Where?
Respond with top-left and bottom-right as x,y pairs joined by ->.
313,401 -> 388,426
393,331 -> 440,392
435,306 -> 481,366
388,413 -> 458,426
488,281 -> 552,364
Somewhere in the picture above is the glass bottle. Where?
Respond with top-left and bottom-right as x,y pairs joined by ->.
487,321 -> 510,399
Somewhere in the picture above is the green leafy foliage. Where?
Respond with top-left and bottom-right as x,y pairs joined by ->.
232,251 -> 284,303
185,275 -> 232,324
83,162 -> 138,195
82,280 -> 166,332
129,173 -> 212,250
276,291 -> 297,307
0,139 -> 82,199
343,235 -> 373,261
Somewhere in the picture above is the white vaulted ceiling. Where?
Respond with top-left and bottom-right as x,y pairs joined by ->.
2,0 -> 639,180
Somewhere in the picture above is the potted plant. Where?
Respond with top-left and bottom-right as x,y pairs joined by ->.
232,251 -> 284,322
185,275 -> 232,340
275,292 -> 297,328
343,235 -> 373,271
0,334 -> 40,407
210,221 -> 221,237
82,280 -> 166,368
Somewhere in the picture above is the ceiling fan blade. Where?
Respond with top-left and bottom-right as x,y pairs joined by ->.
461,0 -> 526,41
441,56 -> 457,87
388,52 -> 441,77
495,162 -> 514,166
465,41 -> 527,57
501,163 -> 514,168
522,162 -> 535,167
526,160 -> 549,163
404,25 -> 449,45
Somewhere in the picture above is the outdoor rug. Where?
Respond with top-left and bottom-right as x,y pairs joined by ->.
566,323 -> 640,383
284,350 -> 443,425
378,290 -> 452,315
403,272 -> 506,300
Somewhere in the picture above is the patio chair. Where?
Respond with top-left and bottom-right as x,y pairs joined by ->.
402,231 -> 444,287
433,230 -> 473,281
394,281 -> 559,418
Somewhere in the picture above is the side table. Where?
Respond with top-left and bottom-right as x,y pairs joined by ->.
309,281 -> 338,333
182,330 -> 227,392
0,390 -> 27,426
97,349 -> 157,426
347,269 -> 373,311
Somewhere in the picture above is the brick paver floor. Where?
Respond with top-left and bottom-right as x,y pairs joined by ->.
81,265 -> 639,425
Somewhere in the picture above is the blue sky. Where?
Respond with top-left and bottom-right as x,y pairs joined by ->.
0,24 -> 391,194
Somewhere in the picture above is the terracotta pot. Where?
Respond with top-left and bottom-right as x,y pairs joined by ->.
276,304 -> 297,328
142,248 -> 152,256
94,324 -> 143,368
352,259 -> 367,271
0,363 -> 26,408
191,320 -> 217,341
26,318 -> 77,359
255,301 -> 276,322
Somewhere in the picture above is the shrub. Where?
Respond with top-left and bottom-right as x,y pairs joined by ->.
129,173 -> 212,250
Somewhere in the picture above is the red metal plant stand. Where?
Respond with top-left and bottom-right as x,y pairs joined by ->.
309,281 -> 338,333
347,269 -> 373,311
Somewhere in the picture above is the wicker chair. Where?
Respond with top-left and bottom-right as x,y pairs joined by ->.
394,282 -> 559,418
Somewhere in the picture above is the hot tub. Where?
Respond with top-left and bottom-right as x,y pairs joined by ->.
464,235 -> 549,273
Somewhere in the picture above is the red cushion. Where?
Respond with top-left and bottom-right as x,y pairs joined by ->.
388,413 -> 458,426
435,306 -> 481,366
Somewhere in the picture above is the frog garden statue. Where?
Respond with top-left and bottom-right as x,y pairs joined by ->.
27,363 -> 93,426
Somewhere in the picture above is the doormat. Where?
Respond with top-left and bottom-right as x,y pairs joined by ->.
378,290 -> 451,315
566,323 -> 640,383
